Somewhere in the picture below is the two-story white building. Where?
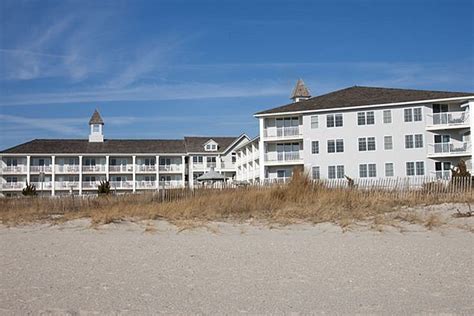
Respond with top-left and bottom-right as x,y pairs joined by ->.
0,110 -> 249,197
253,80 -> 474,182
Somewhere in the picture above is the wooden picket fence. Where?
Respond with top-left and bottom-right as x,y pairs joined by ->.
149,176 -> 472,203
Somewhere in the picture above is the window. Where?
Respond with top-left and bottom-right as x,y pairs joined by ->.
404,109 -> 413,122
414,134 -> 424,148
205,143 -> 217,151
276,117 -> 299,128
327,114 -> 343,127
384,136 -> 393,150
368,164 -> 377,177
193,156 -> 203,164
277,170 -> 289,179
405,135 -> 414,149
337,165 -> 345,178
358,137 -> 376,151
328,139 -> 344,153
404,108 -> 422,122
328,166 -> 336,179
359,164 -> 367,178
416,161 -> 425,175
413,108 -> 422,121
359,164 -> 376,178
406,134 -> 423,148
312,166 -> 320,180
144,158 -> 155,166
6,158 -> 17,166
232,153 -> 236,163
357,111 -> 375,125
310,116 -> 319,129
93,124 -> 100,133
160,157 -> 171,165
385,163 -> 394,177
328,165 -> 345,179
383,110 -> 392,124
311,141 -> 319,154
406,161 -> 425,176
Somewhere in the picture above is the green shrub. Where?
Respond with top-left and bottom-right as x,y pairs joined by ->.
22,182 -> 37,196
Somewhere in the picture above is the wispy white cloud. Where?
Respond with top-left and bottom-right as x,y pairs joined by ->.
0,114 -> 85,135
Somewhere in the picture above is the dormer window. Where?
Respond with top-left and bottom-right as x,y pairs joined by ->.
204,140 -> 218,151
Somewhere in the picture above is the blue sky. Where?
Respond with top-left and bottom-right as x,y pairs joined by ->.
1,0 -> 473,149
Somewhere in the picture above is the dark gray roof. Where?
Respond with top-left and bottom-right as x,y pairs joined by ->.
257,86 -> 474,115
290,79 -> 311,99
1,139 -> 186,154
89,110 -> 104,125
184,136 -> 240,153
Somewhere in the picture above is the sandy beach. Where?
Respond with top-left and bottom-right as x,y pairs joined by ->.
1,219 -> 473,315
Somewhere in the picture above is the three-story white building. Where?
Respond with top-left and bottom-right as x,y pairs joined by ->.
253,80 -> 474,182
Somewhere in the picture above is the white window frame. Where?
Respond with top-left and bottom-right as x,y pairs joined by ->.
383,110 -> 392,124
312,166 -> 320,180
385,162 -> 394,177
310,115 -> 319,129
311,141 -> 319,154
384,136 -> 393,150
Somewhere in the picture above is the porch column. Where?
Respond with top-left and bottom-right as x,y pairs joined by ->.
156,155 -> 160,191
78,156 -> 83,195
51,155 -> 55,196
26,155 -> 31,184
181,155 -> 186,188
258,118 -> 265,183
189,155 -> 194,189
105,155 -> 110,181
132,155 -> 136,193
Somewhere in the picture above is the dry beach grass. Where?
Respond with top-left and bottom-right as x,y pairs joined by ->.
1,171 -> 473,230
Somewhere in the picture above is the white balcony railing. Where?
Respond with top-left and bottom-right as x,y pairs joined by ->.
432,171 -> 451,180
1,166 -> 27,174
264,151 -> 302,162
137,165 -> 156,172
220,162 -> 236,169
109,181 -> 134,189
31,182 -> 52,189
159,165 -> 182,172
136,181 -> 157,189
263,126 -> 302,139
55,165 -> 80,173
55,182 -> 80,189
82,165 -> 106,173
1,182 -> 25,189
428,142 -> 471,156
158,180 -> 184,188
207,162 -> 217,168
109,165 -> 134,173
82,181 -> 102,189
30,166 -> 52,173
428,112 -> 469,127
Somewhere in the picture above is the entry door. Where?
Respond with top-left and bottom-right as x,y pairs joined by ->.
433,104 -> 449,124
435,162 -> 451,179
434,135 -> 450,153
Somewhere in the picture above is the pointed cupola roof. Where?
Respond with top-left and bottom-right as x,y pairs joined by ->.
89,109 -> 104,125
290,78 -> 311,101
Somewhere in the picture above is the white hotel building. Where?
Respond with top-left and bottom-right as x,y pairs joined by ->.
1,81 -> 474,196
0,110 -> 249,197
250,80 -> 474,182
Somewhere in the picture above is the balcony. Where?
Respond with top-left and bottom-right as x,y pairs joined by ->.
1,166 -> 27,174
31,182 -> 52,190
426,112 -> 469,130
263,126 -> 302,140
264,151 -> 303,163
159,165 -> 182,172
159,180 -> 184,188
427,142 -> 471,157
136,165 -> 157,173
136,181 -> 157,189
109,165 -> 134,173
207,162 -> 217,168
55,165 -> 80,173
82,165 -> 106,173
109,181 -> 134,189
220,161 -> 236,169
30,166 -> 52,173
55,182 -> 80,190
1,182 -> 25,190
